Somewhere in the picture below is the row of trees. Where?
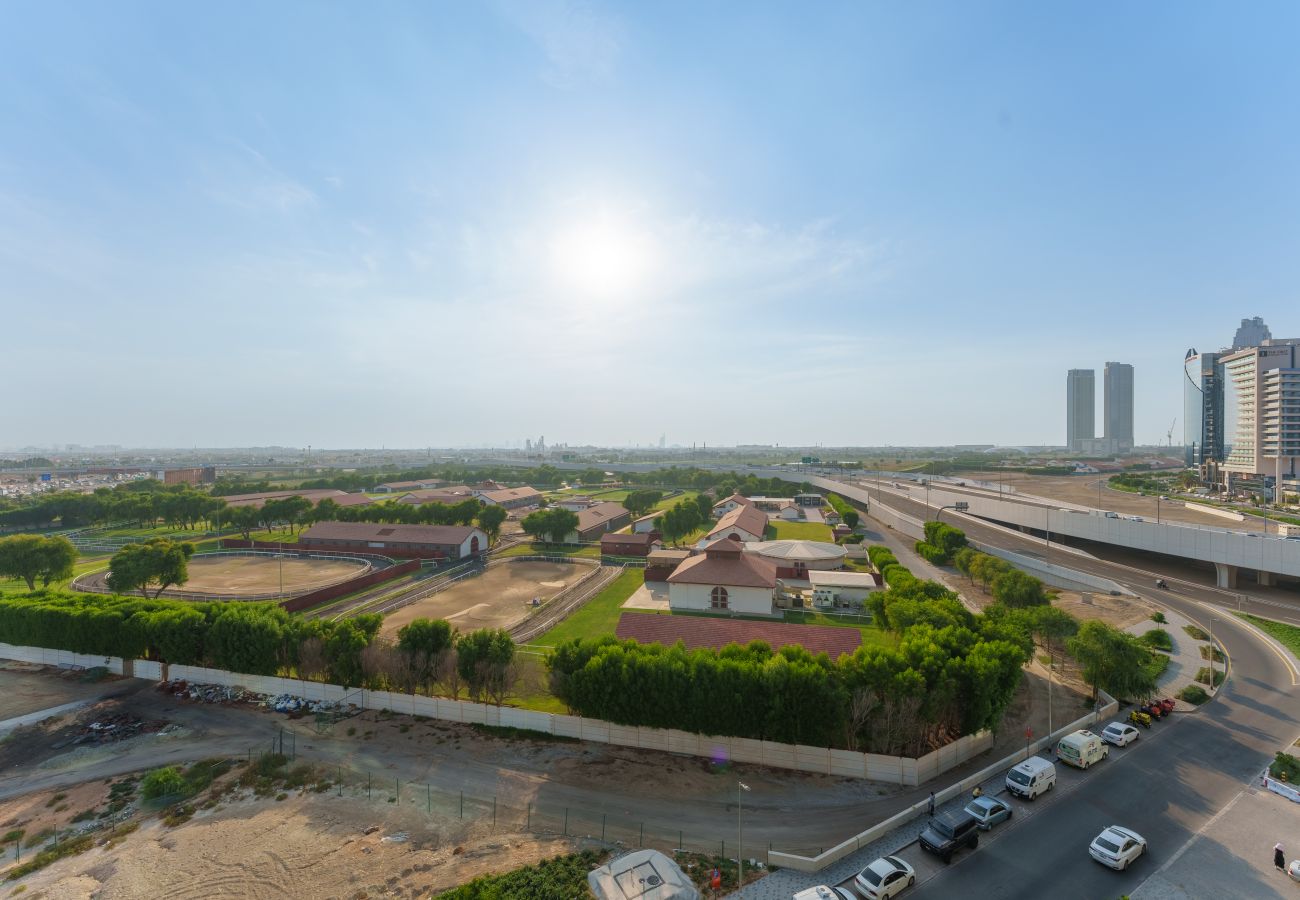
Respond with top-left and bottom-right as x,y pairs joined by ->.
914,520 -> 967,565
0,482 -> 225,531
0,534 -> 77,590
520,508 -> 579,543
217,496 -> 507,542
951,546 -> 1051,608
0,591 -> 520,702
826,494 -> 861,529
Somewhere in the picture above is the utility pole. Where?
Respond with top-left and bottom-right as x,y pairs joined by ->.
737,781 -> 750,888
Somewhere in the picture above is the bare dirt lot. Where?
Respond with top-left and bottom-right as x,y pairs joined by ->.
381,561 -> 587,637
0,664 -> 129,723
79,555 -> 370,598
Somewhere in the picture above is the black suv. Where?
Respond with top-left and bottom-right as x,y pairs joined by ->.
918,810 -> 980,863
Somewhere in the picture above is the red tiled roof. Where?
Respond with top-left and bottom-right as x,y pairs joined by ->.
707,504 -> 768,540
712,493 -> 754,509
600,532 -> 660,547
614,613 -> 861,658
667,544 -> 777,588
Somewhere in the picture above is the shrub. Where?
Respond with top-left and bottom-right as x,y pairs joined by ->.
1271,752 -> 1300,782
1139,629 -> 1173,652
1178,684 -> 1209,704
439,850 -> 610,900
1195,666 -> 1224,687
1183,624 -> 1209,641
1151,611 -> 1167,624
140,767 -> 188,801
1199,645 -> 1224,663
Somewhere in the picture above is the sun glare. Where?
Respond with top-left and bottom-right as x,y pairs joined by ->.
549,218 -> 654,299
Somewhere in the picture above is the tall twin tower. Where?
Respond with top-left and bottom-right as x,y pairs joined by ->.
1066,363 -> 1134,454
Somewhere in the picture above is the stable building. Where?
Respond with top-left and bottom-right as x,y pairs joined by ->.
473,486 -> 542,510
599,532 -> 663,557
705,504 -> 769,543
711,493 -> 754,517
374,479 -> 445,493
397,487 -> 474,506
300,521 -> 486,560
667,538 -> 778,617
631,511 -> 661,533
566,502 -> 631,542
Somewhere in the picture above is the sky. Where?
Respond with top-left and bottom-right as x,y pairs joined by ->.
3,2 -> 1299,450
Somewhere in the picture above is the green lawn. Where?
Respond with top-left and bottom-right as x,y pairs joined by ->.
1238,613 -> 1300,657
0,555 -> 111,598
528,568 -> 645,648
496,542 -> 602,560
767,520 -> 835,541
782,610 -> 896,650
651,490 -> 700,513
236,527 -> 301,544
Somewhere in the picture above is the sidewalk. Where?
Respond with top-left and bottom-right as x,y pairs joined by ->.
1124,603 -> 1221,707
1134,776 -> 1300,899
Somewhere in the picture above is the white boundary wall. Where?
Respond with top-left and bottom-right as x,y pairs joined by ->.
768,690 -> 1119,873
0,643 -> 989,787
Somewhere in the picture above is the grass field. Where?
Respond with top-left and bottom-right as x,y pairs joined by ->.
767,520 -> 835,541
496,542 -> 602,560
236,527 -> 301,544
0,556 -> 110,598
780,610 -> 895,650
1238,613 -> 1300,657
528,568 -> 646,648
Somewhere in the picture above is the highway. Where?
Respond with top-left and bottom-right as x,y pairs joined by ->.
820,477 -> 1300,899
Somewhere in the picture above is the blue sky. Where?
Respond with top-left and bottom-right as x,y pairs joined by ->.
3,2 -> 1298,449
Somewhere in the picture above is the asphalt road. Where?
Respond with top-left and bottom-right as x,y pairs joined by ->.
821,477 -> 1300,899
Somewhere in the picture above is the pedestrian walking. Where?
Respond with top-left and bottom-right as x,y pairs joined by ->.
1276,842 -> 1286,870
928,792 -> 935,816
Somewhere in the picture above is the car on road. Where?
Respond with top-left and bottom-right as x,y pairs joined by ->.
852,855 -> 915,899
1089,825 -> 1147,870
1006,756 -> 1056,799
963,795 -> 1013,830
1100,722 -> 1140,747
793,886 -> 856,900
919,810 -> 980,864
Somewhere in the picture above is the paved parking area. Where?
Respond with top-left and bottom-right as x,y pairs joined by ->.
735,716 -> 1187,899
1133,778 -> 1300,899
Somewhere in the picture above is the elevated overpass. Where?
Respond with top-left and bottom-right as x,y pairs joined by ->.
791,472 -> 1300,589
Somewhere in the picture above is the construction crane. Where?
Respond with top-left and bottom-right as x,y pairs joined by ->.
1166,418 -> 1177,448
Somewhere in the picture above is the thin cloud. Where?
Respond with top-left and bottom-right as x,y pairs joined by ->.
494,0 -> 623,87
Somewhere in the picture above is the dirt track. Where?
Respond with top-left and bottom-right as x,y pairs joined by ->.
381,561 -> 585,636
79,555 -> 370,598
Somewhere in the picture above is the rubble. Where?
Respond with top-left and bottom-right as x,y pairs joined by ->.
74,713 -> 166,745
156,680 -> 359,718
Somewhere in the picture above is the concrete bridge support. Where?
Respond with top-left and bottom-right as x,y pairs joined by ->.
1215,562 -> 1239,589
1259,570 -> 1277,587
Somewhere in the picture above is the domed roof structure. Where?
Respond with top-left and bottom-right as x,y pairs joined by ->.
743,540 -> 846,563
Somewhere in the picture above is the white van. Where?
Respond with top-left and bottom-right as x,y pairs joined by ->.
1057,729 -> 1109,769
1005,756 -> 1056,800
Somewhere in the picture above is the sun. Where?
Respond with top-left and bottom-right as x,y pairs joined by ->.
549,217 -> 654,299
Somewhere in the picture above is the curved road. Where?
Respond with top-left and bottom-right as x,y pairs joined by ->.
823,477 -> 1300,899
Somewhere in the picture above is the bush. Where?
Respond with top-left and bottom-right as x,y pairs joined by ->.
1151,611 -> 1167,624
1183,624 -> 1209,641
1200,645 -> 1224,663
1271,752 -> 1300,782
1139,629 -> 1173,652
1195,666 -> 1224,687
140,766 -> 187,801
440,850 -> 609,899
1178,684 -> 1209,705
914,541 -> 949,565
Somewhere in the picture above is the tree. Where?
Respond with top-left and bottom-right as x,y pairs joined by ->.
456,628 -> 516,704
397,618 -> 454,692
476,506 -> 508,544
220,505 -> 262,540
991,569 -> 1049,608
1027,605 -> 1078,671
0,534 -> 76,591
622,490 -> 663,518
520,508 -> 579,544
105,538 -> 196,599
140,766 -> 187,801
1067,620 -> 1158,702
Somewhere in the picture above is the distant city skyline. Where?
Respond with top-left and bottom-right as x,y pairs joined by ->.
3,4 -> 1299,448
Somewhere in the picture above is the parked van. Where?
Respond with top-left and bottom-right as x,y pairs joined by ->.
1057,729 -> 1110,769
1005,756 -> 1056,800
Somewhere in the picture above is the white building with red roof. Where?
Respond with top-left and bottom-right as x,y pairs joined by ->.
705,504 -> 769,543
666,538 -> 778,617
711,493 -> 755,517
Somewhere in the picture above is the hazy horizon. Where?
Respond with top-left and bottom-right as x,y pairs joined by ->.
4,2 -> 1298,449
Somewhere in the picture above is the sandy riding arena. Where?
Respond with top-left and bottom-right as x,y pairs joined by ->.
381,561 -> 588,636
78,554 -> 371,599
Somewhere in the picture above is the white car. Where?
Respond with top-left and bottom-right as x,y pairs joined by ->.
853,855 -> 915,899
1089,825 -> 1147,870
1100,721 -> 1140,747
792,887 -> 855,900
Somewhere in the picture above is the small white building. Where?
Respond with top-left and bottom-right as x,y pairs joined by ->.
632,511 -> 662,533
808,570 -> 881,608
554,495 -> 597,512
667,539 -> 778,617
711,493 -> 754,518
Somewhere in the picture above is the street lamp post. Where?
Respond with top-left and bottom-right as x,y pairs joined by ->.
737,781 -> 750,888
1209,618 -> 1217,687
925,479 -> 931,520
934,502 -> 969,524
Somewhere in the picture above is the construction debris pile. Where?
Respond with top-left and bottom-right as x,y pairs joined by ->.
158,680 -> 359,718
74,713 -> 166,745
